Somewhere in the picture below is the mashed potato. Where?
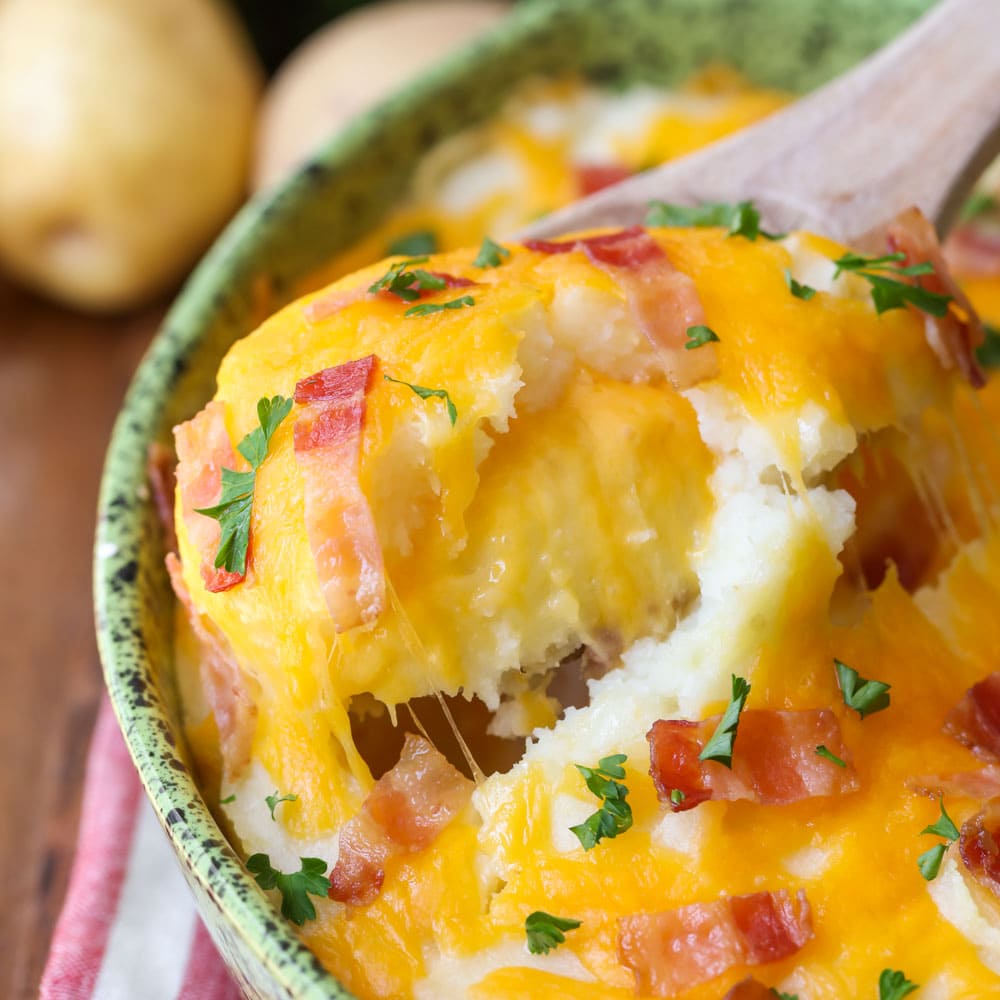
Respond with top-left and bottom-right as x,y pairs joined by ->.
167,209 -> 1000,999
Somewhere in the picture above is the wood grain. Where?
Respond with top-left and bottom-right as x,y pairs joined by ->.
0,275 -> 163,999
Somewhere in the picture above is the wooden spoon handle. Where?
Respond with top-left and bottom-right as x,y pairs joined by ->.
525,0 -> 1000,245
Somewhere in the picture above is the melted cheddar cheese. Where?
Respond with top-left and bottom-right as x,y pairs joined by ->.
173,218 -> 1000,999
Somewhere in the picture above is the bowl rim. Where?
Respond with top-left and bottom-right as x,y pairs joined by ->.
92,0 -> 934,995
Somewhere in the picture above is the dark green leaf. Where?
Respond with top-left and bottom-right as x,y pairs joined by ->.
238,395 -> 293,468
784,268 -> 817,301
699,675 -> 751,767
771,992 -> 800,1000
474,236 -> 511,268
815,745 -> 847,768
368,259 -> 445,302
383,374 -> 458,426
685,325 -> 720,350
404,295 -> 475,318
878,968 -> 919,1000
645,199 -> 781,240
387,230 -> 438,257
525,910 -> 582,954
834,658 -> 891,719
920,797 -> 959,842
570,754 -> 633,850
246,854 -> 330,926
977,324 -> 1000,369
917,843 -> 947,881
863,273 -> 952,317
265,790 -> 298,821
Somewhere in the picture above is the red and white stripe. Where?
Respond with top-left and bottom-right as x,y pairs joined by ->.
39,698 -> 239,1000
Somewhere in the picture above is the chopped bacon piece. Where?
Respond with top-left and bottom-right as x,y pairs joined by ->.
523,226 -> 716,388
293,355 -> 384,631
328,734 -> 472,906
617,890 -> 813,996
723,979 -> 777,1000
165,553 -> 257,777
945,673 -> 1000,761
958,798 -> 1000,905
945,220 -> 1000,277
909,765 -> 1000,800
648,709 -> 858,812
575,162 -> 633,196
303,272 -> 475,322
886,206 -> 985,388
147,441 -> 178,555
173,401 -> 245,593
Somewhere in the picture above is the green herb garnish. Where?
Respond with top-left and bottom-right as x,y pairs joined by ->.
195,395 -> 293,576
387,230 -> 438,257
834,659 -> 890,719
831,251 -> 951,317
771,992 -> 799,1000
474,236 -> 510,268
878,968 -> 919,1000
524,910 -> 582,954
785,268 -> 817,301
670,788 -> 686,806
384,374 -> 458,425
918,796 -> 960,881
246,854 -> 330,926
219,794 -> 236,805
569,753 -> 633,850
404,294 -> 475,318
699,675 -> 750,767
685,324 -> 720,350
815,745 -> 847,768
977,323 -> 1000,369
645,199 -> 782,240
960,191 -> 998,222
368,258 -> 445,302
265,790 -> 298,821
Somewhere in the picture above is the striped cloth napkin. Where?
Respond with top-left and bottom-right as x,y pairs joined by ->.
40,697 -> 241,1000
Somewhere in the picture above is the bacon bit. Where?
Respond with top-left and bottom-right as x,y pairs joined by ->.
617,890 -> 813,996
147,441 -> 178,555
945,221 -> 1000,277
945,673 -> 1000,761
328,734 -> 472,906
958,798 -> 1000,906
648,709 -> 858,812
173,401 -> 245,593
303,272 -> 475,322
294,355 -> 384,631
575,162 -> 633,197
886,206 -> 986,388
522,226 -> 715,388
723,979 -> 778,1000
165,553 -> 257,778
909,765 -> 1000,800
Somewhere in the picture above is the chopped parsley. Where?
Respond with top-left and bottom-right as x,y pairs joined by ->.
474,236 -> 510,268
383,374 -> 458,425
831,251 -> 951,317
246,854 -> 330,926
569,753 -> 633,850
368,258 -> 445,302
878,968 -> 919,1000
771,992 -> 799,1000
265,790 -> 298,821
784,268 -> 817,301
219,793 -> 236,805
977,323 -> 1000,369
195,395 -> 293,575
386,230 -> 438,257
918,796 -> 960,881
815,745 -> 846,768
670,788 -> 686,806
404,294 -> 475,318
524,910 -> 581,954
834,659 -> 890,719
699,675 -> 751,768
645,199 -> 782,240
685,324 -> 720,350
959,191 -> 998,222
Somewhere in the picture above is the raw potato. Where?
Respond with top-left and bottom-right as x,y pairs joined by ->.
0,0 -> 262,313
253,0 -> 510,192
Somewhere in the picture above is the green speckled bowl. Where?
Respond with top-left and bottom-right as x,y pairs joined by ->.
94,0 -> 933,995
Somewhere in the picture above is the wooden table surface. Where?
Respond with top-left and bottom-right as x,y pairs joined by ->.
0,275 -> 165,999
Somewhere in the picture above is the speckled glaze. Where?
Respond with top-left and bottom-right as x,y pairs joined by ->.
95,0 -> 934,996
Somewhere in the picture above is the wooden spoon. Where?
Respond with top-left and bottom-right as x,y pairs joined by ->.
522,0 -> 1000,246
